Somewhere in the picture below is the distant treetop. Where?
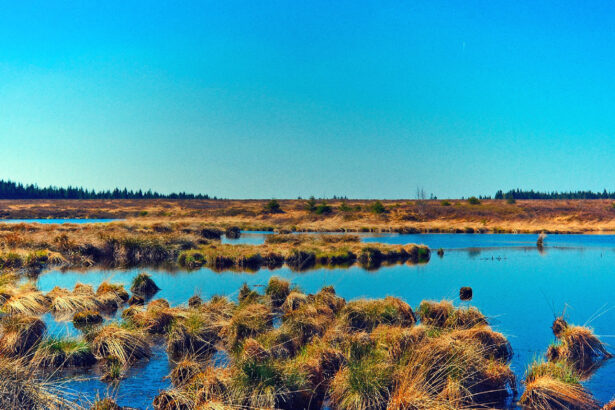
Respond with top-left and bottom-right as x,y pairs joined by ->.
494,189 -> 615,200
0,180 -> 214,200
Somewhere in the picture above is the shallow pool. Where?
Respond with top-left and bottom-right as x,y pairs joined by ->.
0,218 -> 120,224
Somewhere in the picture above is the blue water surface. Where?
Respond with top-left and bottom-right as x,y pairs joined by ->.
0,218 -> 119,224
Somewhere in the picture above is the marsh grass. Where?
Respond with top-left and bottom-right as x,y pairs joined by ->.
167,311 -> 220,360
520,360 -> 599,409
0,356 -> 81,409
0,276 -> 533,409
338,297 -> 415,332
2,285 -> 51,315
547,317 -> 611,377
130,272 -> 160,297
417,300 -> 486,329
32,337 -> 96,369
91,324 -> 151,365
265,276 -> 290,308
0,314 -> 46,357
73,309 -> 103,328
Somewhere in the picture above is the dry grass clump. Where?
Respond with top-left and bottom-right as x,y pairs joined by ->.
265,276 -> 290,308
0,314 -> 46,357
49,290 -> 102,317
223,303 -> 273,351
153,388 -> 195,409
125,299 -> 180,335
546,317 -> 611,375
0,356 -> 78,409
97,281 -> 130,302
281,303 -> 334,346
90,397 -> 122,410
90,324 -> 151,365
73,309 -> 104,328
188,294 -> 203,308
338,297 -> 415,332
283,290 -> 308,313
2,285 -> 51,315
520,360 -> 599,410
389,332 -> 515,408
130,272 -> 160,298
73,282 -> 95,295
448,325 -> 513,362
167,311 -> 220,360
225,346 -> 307,409
417,300 -> 486,329
238,283 -> 261,305
31,337 -> 96,369
169,355 -> 204,387
128,294 -> 145,306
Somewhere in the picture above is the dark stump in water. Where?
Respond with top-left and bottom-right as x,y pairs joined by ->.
459,287 -> 473,301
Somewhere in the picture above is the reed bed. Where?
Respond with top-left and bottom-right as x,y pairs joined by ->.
0,221 -> 430,273
0,268 -> 611,408
141,281 -> 521,410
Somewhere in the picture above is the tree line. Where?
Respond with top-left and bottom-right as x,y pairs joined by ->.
0,180 -> 214,200
494,189 -> 615,200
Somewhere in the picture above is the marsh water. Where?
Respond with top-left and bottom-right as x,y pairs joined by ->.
37,233 -> 615,408
0,218 -> 119,224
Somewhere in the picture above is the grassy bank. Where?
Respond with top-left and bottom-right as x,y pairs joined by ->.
0,223 -> 429,273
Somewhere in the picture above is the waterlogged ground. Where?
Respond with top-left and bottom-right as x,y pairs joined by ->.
37,233 -> 615,408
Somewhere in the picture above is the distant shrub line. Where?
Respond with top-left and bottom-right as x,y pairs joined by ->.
0,180 -> 214,200
494,189 -> 615,200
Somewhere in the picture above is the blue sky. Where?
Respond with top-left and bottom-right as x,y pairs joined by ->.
1,1 -> 615,198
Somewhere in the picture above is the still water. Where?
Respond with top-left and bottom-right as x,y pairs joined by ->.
37,234 -> 615,408
0,218 -> 119,224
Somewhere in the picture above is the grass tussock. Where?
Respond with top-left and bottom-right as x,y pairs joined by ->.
520,360 -> 599,410
0,314 -> 46,357
547,317 -> 611,376
91,324 -> 151,365
2,286 -> 51,315
32,337 -> 96,369
338,297 -> 415,332
73,309 -> 103,328
0,356 -> 79,409
130,272 -> 160,297
417,300 -> 486,329
167,311 -> 220,360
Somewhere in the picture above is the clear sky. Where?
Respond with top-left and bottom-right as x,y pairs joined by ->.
1,1 -> 615,199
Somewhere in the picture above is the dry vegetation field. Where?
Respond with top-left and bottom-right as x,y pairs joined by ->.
2,198 -> 615,233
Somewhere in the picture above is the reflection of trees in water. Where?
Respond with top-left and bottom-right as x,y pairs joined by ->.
467,248 -> 481,258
